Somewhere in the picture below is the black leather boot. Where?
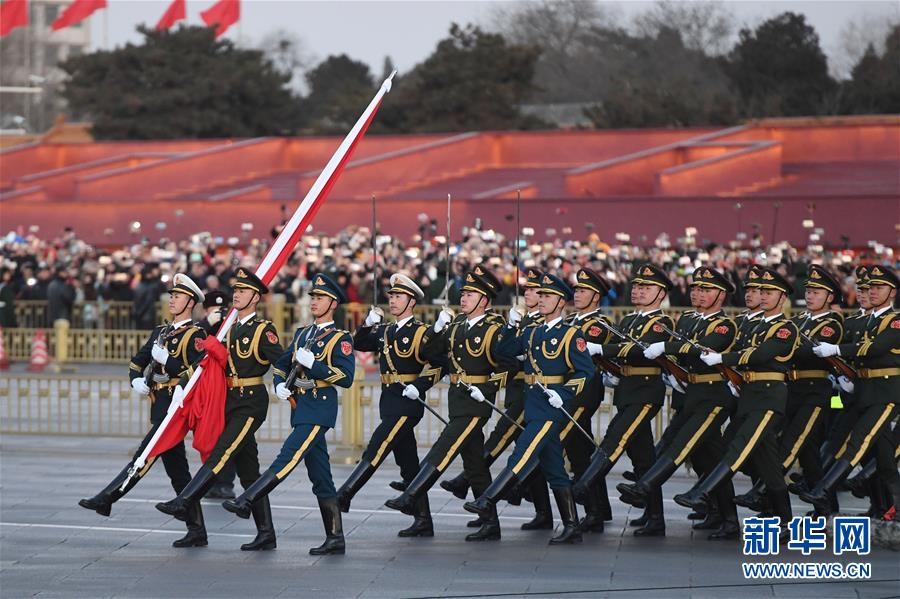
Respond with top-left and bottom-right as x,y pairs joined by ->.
617,457 -> 677,508
768,488 -> 793,544
633,485 -> 665,537
440,472 -> 470,500
578,481 -> 605,533
686,506 -> 707,520
521,476 -> 553,530
708,480 -> 739,540
385,464 -> 443,516
674,462 -> 732,512
549,487 -> 582,545
398,493 -> 434,537
172,501 -> 208,547
389,480 -> 407,491
733,479 -> 768,512
79,463 -> 141,517
798,458 -> 852,513
309,497 -> 345,555
463,468 -> 518,519
336,459 -> 377,513
466,516 -> 485,528
846,458 -> 876,498
597,476 -> 613,522
628,509 -> 649,527
241,496 -> 277,551
156,464 -> 217,522
573,448 -> 611,504
692,499 -> 722,530
465,502 -> 501,541
223,470 -> 280,519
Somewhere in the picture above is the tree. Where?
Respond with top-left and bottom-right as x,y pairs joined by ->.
300,54 -> 375,133
61,26 -> 301,139
725,12 -> 836,117
632,0 -> 735,55
842,26 -> 900,114
258,29 -> 314,93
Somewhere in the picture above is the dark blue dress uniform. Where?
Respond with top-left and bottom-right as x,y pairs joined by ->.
465,274 -> 594,545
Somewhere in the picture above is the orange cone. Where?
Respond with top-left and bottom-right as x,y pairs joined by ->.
28,329 -> 49,372
0,327 -> 8,370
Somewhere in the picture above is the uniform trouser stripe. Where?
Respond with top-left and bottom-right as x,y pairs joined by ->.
489,413 -> 524,459
437,417 -> 481,471
851,404 -> 895,466
729,410 -> 773,472
276,425 -> 322,479
782,406 -> 822,468
513,421 -> 554,474
835,432 -> 852,459
674,407 -> 722,466
213,417 -> 255,474
609,404 -> 652,463
559,407 -> 585,442
372,416 -> 408,466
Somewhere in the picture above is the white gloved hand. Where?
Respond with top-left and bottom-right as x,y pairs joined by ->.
813,343 -> 840,358
151,343 -> 169,365
837,375 -> 854,394
586,342 -> 603,356
295,347 -> 315,368
508,307 -> 522,326
701,352 -> 723,366
171,385 -> 185,408
275,382 -> 291,401
602,372 -> 620,388
434,309 -> 453,332
364,306 -> 384,327
727,381 -> 740,398
468,385 -> 486,402
402,384 -> 420,400
207,310 -> 222,326
131,377 -> 150,395
643,341 -> 666,360
516,354 -> 526,362
546,389 -> 563,409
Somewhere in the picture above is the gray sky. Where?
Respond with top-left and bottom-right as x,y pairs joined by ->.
90,1 -> 899,79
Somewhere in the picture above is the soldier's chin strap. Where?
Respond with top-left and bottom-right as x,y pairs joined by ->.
462,294 -> 488,318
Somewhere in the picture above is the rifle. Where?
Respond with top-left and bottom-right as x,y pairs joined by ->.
798,330 -> 858,380
143,321 -> 173,392
656,321 -> 744,391
283,325 -> 322,407
535,382 -> 597,448
596,318 -> 690,385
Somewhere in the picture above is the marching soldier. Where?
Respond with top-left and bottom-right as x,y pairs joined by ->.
573,263 -> 676,537
802,265 -> 900,519
223,273 -> 356,555
336,274 -> 441,538
463,273 -> 594,545
79,274 -> 207,548
735,265 -> 765,336
384,265 -> 512,542
155,268 -> 284,551
619,267 -> 739,539
674,268 -> 799,541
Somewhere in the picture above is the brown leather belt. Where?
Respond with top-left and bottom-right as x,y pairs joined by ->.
858,367 -> 900,379
449,374 -> 490,385
523,374 -> 565,385
788,369 -> 830,381
688,373 -> 725,384
153,379 -> 181,389
514,372 -> 526,380
225,376 -> 265,389
380,373 -> 419,385
621,366 -> 662,377
741,371 -> 785,383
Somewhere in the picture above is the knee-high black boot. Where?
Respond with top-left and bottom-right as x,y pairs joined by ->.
768,488 -> 793,544
465,500 -> 501,542
463,468 -> 518,519
617,457 -> 677,508
674,462 -> 732,512
309,497 -> 345,555
440,471 -> 471,500
733,478 -> 769,511
385,464 -> 443,516
241,495 -> 277,551
398,493 -> 434,537
156,464 -> 217,522
572,449 -> 611,504
521,475 -> 553,531
223,470 -> 281,519
173,501 -> 208,548
633,484 -> 665,537
79,463 -> 144,517
549,487 -> 582,545
577,480 -> 605,533
336,459 -> 377,513
798,458 -> 852,514
708,479 -> 739,540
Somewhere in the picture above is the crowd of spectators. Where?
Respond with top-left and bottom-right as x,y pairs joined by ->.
1,222 -> 895,329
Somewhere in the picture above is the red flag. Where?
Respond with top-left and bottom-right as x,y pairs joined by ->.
0,0 -> 29,37
200,0 -> 239,38
51,0 -> 105,32
155,0 -> 185,31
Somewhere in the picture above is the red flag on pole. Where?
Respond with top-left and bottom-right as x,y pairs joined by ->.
51,0 -> 105,32
200,0 -> 239,38
155,0 -> 185,31
0,0 -> 29,37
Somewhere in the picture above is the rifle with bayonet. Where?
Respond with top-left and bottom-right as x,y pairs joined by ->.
596,318 -> 690,385
655,321 -> 744,391
798,330 -> 858,380
143,321 -> 174,393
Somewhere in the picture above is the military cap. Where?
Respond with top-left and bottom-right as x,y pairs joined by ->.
388,273 -> 424,300
744,264 -> 764,288
631,263 -> 674,290
462,264 -> 501,300
202,289 -> 229,310
170,273 -> 205,303
574,267 -> 610,295
757,267 -> 794,294
854,265 -> 870,289
805,265 -> 843,301
309,272 -> 348,303
538,273 -> 574,301
866,265 -> 898,288
233,267 -> 268,294
691,266 -> 735,294
524,267 -> 544,288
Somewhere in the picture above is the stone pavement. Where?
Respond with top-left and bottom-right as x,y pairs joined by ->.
1,434 -> 898,599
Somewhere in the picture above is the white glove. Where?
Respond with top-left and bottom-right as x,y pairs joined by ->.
586,342 -> 603,356
402,384 -> 420,400
295,347 -> 315,368
469,385 -> 486,402
602,372 -> 620,388
837,375 -> 854,394
516,354 -> 526,362
701,352 -> 722,366
151,343 -> 169,365
546,389 -> 563,409
434,309 -> 453,332
131,377 -> 150,395
727,381 -> 740,398
643,341 -> 665,360
508,307 -> 522,326
171,385 -> 185,409
364,306 -> 384,327
663,373 -> 685,394
207,310 -> 222,326
275,382 -> 291,401
813,343 -> 840,358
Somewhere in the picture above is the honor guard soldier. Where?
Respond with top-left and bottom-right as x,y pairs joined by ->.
385,265 -> 512,542
156,268 -> 284,551
440,268 -> 545,514
619,267 -> 739,539
79,274 -> 207,547
464,273 -> 594,545
802,266 -> 900,519
223,273 -> 356,554
336,274 -> 441,538
735,265 -> 765,337
573,263 -> 676,537
675,267 -> 799,542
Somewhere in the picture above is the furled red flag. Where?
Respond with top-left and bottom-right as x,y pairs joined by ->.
51,0 -> 106,32
200,0 -> 239,38
0,0 -> 29,37
155,0 -> 185,31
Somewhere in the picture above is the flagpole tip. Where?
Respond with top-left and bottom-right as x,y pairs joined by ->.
381,70 -> 397,93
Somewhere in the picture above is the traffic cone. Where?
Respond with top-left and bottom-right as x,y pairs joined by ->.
28,329 -> 49,372
0,327 -> 8,370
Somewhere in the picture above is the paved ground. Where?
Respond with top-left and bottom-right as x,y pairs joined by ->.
1,434 -> 898,599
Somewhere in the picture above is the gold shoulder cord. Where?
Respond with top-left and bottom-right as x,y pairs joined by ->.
176,327 -> 199,367
381,326 -> 400,373
448,322 -> 465,374
249,322 -> 270,364
225,328 -> 238,377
